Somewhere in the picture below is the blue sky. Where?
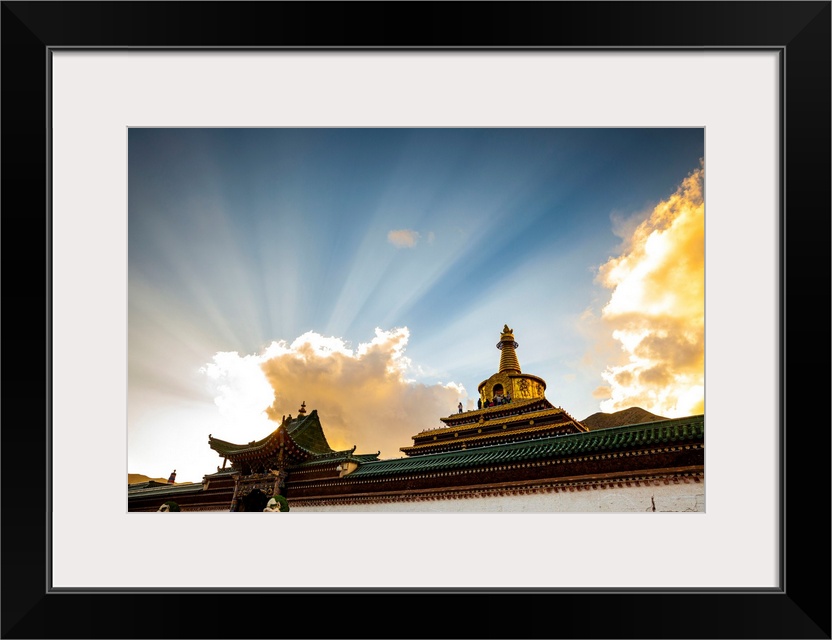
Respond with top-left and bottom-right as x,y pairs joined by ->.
128,128 -> 704,482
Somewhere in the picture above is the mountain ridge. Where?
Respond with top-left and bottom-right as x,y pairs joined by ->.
128,473 -> 173,485
580,406 -> 668,430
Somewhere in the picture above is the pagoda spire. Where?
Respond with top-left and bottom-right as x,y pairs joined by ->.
496,324 -> 521,373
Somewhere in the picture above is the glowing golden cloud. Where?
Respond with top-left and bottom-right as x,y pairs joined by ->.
592,385 -> 612,400
203,328 -> 464,460
596,164 -> 704,417
387,229 -> 421,248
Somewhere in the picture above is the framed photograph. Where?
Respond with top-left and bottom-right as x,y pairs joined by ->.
3,2 -> 829,639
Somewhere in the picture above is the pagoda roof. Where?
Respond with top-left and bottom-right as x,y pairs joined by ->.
401,420 -> 583,455
208,432 -> 277,457
208,409 -> 336,460
285,410 -> 337,456
354,415 -> 704,479
438,397 -> 553,428
406,398 -> 586,455
434,398 -> 583,434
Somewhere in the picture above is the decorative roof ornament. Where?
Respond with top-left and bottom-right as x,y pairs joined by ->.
264,495 -> 290,512
496,324 -> 521,373
298,401 -> 307,415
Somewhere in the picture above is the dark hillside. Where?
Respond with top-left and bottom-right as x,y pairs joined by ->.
580,407 -> 668,430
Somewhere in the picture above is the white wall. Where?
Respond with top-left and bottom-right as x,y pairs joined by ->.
291,481 -> 705,513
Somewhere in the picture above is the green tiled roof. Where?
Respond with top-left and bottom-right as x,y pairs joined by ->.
208,410 -> 336,458
202,467 -> 238,478
285,410 -> 335,456
127,480 -> 169,489
350,415 -> 704,478
208,431 -> 277,457
351,453 -> 382,463
290,449 -> 381,469
127,482 -> 205,498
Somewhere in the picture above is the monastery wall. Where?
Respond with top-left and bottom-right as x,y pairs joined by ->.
290,481 -> 705,513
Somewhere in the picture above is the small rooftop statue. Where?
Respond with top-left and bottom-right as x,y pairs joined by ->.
167,470 -> 176,484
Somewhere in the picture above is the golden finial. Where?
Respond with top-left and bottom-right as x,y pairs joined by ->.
496,325 -> 521,373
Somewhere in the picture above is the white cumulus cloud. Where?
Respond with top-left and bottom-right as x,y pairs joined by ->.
202,327 -> 466,460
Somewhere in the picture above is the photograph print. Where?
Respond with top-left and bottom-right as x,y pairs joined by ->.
127,127 -> 705,514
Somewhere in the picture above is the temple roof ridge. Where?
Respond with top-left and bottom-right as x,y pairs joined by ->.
208,428 -> 279,454
442,397 -> 550,419
290,449 -> 382,469
208,407 -> 336,459
362,414 -> 704,478
282,409 -> 336,456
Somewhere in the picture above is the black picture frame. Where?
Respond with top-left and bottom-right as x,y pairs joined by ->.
2,2 -> 829,638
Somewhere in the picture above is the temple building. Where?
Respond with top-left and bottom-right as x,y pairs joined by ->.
128,326 -> 705,513
401,325 -> 587,458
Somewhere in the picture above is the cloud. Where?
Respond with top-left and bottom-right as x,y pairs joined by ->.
202,327 -> 465,460
200,351 -> 275,431
387,229 -> 421,248
594,163 -> 705,418
592,385 -> 612,400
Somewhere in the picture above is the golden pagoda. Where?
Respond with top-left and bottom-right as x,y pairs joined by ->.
478,324 -> 548,405
400,325 -> 588,456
